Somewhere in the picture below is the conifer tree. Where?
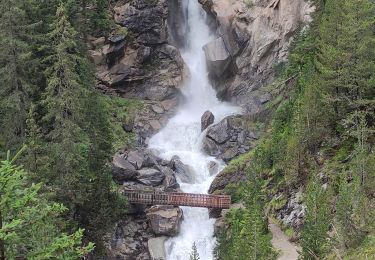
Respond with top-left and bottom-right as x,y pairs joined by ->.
0,149 -> 93,259
300,174 -> 331,259
190,242 -> 200,260
41,3 -> 90,209
0,0 -> 33,152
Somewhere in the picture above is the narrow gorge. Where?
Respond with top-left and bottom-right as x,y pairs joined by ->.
1,0 -> 373,259
91,0 -> 315,259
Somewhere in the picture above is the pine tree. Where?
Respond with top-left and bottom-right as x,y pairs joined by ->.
300,174 -> 331,259
0,0 -> 34,152
40,3 -> 91,209
190,242 -> 200,260
0,149 -> 93,259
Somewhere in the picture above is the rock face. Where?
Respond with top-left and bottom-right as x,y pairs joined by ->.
146,205 -> 183,236
90,0 -> 187,103
202,115 -> 258,162
103,215 -> 152,260
199,0 -> 315,113
203,37 -> 232,77
201,110 -> 215,131
276,190 -> 306,232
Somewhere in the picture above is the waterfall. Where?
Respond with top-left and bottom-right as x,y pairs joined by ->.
148,1 -> 240,259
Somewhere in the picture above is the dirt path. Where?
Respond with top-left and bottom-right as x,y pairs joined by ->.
269,218 -> 300,260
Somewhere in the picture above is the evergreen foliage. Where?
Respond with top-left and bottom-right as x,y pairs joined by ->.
190,242 -> 200,260
0,149 -> 94,259
216,0 -> 374,258
0,0 -> 124,255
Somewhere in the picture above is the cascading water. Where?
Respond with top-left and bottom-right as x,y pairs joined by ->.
148,1 -> 240,259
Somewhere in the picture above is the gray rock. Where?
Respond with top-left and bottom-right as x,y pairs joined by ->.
127,151 -> 145,169
206,118 -> 230,144
207,161 -> 219,176
203,37 -> 232,77
222,146 -> 239,162
158,166 -> 180,191
172,159 -> 195,184
209,169 -> 248,194
148,236 -> 167,260
151,105 -> 164,114
202,137 -> 221,157
201,110 -> 215,131
149,120 -> 162,132
137,168 -> 165,186
146,205 -> 183,236
112,153 -> 139,182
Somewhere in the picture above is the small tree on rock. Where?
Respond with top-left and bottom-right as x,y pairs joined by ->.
190,242 -> 200,260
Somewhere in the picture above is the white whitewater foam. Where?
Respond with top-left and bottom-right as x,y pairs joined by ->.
148,1 -> 241,259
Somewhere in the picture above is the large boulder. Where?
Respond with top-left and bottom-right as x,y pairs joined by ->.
203,115 -> 257,162
137,168 -> 165,186
127,150 -> 145,169
171,158 -> 195,184
112,153 -> 139,182
146,205 -> 183,236
201,110 -> 215,131
203,37 -> 232,78
206,117 -> 230,144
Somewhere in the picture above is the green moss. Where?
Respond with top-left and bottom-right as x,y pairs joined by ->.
101,95 -> 143,151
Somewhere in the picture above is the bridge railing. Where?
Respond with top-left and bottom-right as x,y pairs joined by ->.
123,189 -> 231,209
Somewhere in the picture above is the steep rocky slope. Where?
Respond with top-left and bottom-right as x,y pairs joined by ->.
200,0 -> 314,113
89,0 -> 315,259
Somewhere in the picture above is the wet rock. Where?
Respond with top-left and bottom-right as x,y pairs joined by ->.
148,236 -> 167,260
137,168 -> 165,186
203,37 -> 232,78
172,158 -> 195,184
158,166 -> 180,191
201,110 -> 215,131
207,161 -> 219,176
206,118 -> 230,144
112,153 -> 139,182
146,205 -> 183,236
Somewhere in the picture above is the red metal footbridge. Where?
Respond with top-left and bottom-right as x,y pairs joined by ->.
124,190 -> 231,209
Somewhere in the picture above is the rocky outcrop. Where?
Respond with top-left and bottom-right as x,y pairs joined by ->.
276,190 -> 305,232
103,215 -> 152,260
146,205 -> 183,236
208,170 -> 247,195
90,0 -> 187,103
203,37 -> 233,77
202,115 -> 258,162
201,110 -> 215,131
170,156 -> 195,184
112,149 -> 180,192
199,0 -> 315,113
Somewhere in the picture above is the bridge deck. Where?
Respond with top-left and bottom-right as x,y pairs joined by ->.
124,190 -> 231,209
